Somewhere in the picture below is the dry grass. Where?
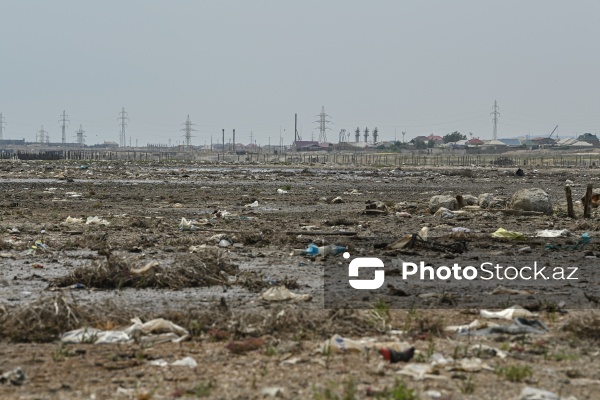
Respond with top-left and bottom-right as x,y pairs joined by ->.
562,311 -> 600,341
51,250 -> 237,289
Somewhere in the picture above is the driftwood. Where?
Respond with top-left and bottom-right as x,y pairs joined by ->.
565,186 -> 575,219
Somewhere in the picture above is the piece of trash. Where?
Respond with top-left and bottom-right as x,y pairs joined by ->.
299,243 -> 346,256
261,387 -> 285,397
445,319 -> 494,333
518,246 -> 532,253
491,228 -> 525,240
277,188 -> 288,194
149,357 -> 197,367
178,217 -> 196,231
0,367 -> 26,386
536,229 -> 570,238
61,317 -> 189,345
419,227 -> 429,240
86,216 -> 110,226
260,286 -> 311,302
480,305 -> 536,320
447,357 -> 493,372
130,260 -> 159,275
434,207 -> 455,218
218,239 -> 232,247
490,285 -> 534,295
245,200 -> 259,207
545,232 -> 591,251
397,363 -> 447,381
69,283 -> 85,290
64,216 -> 84,224
451,227 -> 471,233
331,196 -> 344,204
517,386 -> 562,400
465,317 -> 548,336
396,211 -> 412,218
31,240 -> 49,253
379,346 -> 415,363
322,334 -> 366,353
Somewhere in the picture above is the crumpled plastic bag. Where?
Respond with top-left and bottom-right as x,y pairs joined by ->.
480,305 -> 537,320
491,228 -> 525,240
86,216 -> 110,226
260,286 -> 312,302
179,217 -> 196,231
535,229 -> 570,238
64,216 -> 83,224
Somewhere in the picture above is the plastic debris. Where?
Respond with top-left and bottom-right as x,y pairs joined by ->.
545,233 -> 591,251
150,356 -> 197,368
64,216 -> 84,224
447,357 -> 493,372
480,305 -> 537,320
260,286 -> 312,302
178,217 -> 196,231
379,346 -> 415,363
0,367 -> 26,386
490,285 -> 534,295
536,229 -> 570,238
261,387 -> 285,397
245,200 -> 259,207
277,188 -> 288,194
397,363 -> 447,381
86,216 -> 110,226
218,239 -> 232,247
517,387 -> 565,400
130,260 -> 159,275
299,243 -> 346,256
396,211 -> 412,218
445,319 -> 494,333
61,317 -> 189,345
434,207 -> 455,218
331,196 -> 344,204
464,317 -> 549,336
451,227 -> 471,233
491,228 -> 525,240
321,334 -> 412,354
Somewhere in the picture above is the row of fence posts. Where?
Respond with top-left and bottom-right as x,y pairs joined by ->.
1,150 -> 600,167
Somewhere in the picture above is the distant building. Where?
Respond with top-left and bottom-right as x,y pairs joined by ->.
292,140 -> 321,151
497,138 -> 521,147
467,138 -> 485,146
577,133 -> 600,147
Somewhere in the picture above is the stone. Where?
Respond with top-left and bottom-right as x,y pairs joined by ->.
510,188 -> 553,215
429,195 -> 457,213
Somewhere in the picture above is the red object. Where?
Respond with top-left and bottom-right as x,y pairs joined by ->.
379,346 -> 415,363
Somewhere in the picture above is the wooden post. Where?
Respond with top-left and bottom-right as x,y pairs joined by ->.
456,195 -> 464,209
583,184 -> 593,218
565,186 -> 575,219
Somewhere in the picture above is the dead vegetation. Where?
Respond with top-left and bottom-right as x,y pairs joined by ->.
562,311 -> 600,341
51,250 -> 237,289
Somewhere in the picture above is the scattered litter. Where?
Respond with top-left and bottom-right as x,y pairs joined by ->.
261,387 -> 285,397
451,227 -> 471,234
516,386 -> 575,400
465,317 -> 548,336
480,305 -> 537,320
467,344 -> 507,359
30,240 -> 49,253
331,196 -> 344,204
545,233 -> 591,251
491,228 -> 525,240
277,188 -> 288,194
445,319 -> 495,333
150,356 -> 197,368
396,211 -> 412,218
64,216 -> 83,224
61,317 -> 189,345
321,334 -> 412,354
218,239 -> 232,247
130,260 -> 159,275
434,207 -> 455,218
296,243 -> 346,256
379,346 -> 415,363
245,200 -> 259,207
0,367 -> 26,386
179,217 -> 196,231
536,229 -> 570,238
86,216 -> 110,226
397,363 -> 447,381
447,357 -> 493,372
260,286 -> 311,302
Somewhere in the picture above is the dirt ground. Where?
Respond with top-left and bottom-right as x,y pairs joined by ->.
0,159 -> 599,400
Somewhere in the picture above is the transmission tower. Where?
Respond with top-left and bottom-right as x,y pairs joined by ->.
0,113 -> 5,140
58,110 -> 70,144
491,100 -> 500,140
75,124 -> 86,145
373,127 -> 379,144
314,106 -> 332,143
181,115 -> 197,148
117,107 -> 129,147
355,127 -> 360,143
363,127 -> 369,143
37,125 -> 48,144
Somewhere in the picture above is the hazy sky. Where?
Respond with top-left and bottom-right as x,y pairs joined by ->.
1,0 -> 600,145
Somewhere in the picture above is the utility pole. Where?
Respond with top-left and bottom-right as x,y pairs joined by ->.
314,106 -> 332,143
0,113 -> 5,140
491,100 -> 500,140
117,107 -> 129,147
250,131 -> 253,145
37,125 -> 48,144
294,113 -> 301,141
363,127 -> 369,143
75,124 -> 86,145
355,127 -> 360,143
222,128 -> 225,159
181,115 -> 196,148
373,127 -> 378,144
233,129 -> 236,153
59,110 -> 69,144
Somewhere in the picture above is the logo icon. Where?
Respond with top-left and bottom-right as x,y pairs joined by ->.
348,258 -> 385,290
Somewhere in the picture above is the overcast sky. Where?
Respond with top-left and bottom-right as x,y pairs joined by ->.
1,0 -> 599,145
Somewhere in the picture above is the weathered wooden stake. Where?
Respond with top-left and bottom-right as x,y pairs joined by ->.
583,184 -> 593,218
456,195 -> 464,209
565,186 -> 575,219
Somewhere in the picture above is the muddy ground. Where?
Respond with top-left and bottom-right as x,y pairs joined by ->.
0,160 -> 599,400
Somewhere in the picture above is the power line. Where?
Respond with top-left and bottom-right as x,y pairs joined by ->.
75,124 -> 86,145
491,100 -> 500,140
59,110 -> 70,144
0,113 -> 6,140
314,106 -> 332,142
180,115 -> 197,148
117,107 -> 129,147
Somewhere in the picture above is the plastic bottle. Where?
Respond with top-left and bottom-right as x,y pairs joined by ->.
303,244 -> 346,256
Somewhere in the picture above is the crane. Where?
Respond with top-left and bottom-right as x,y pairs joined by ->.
548,125 -> 558,139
